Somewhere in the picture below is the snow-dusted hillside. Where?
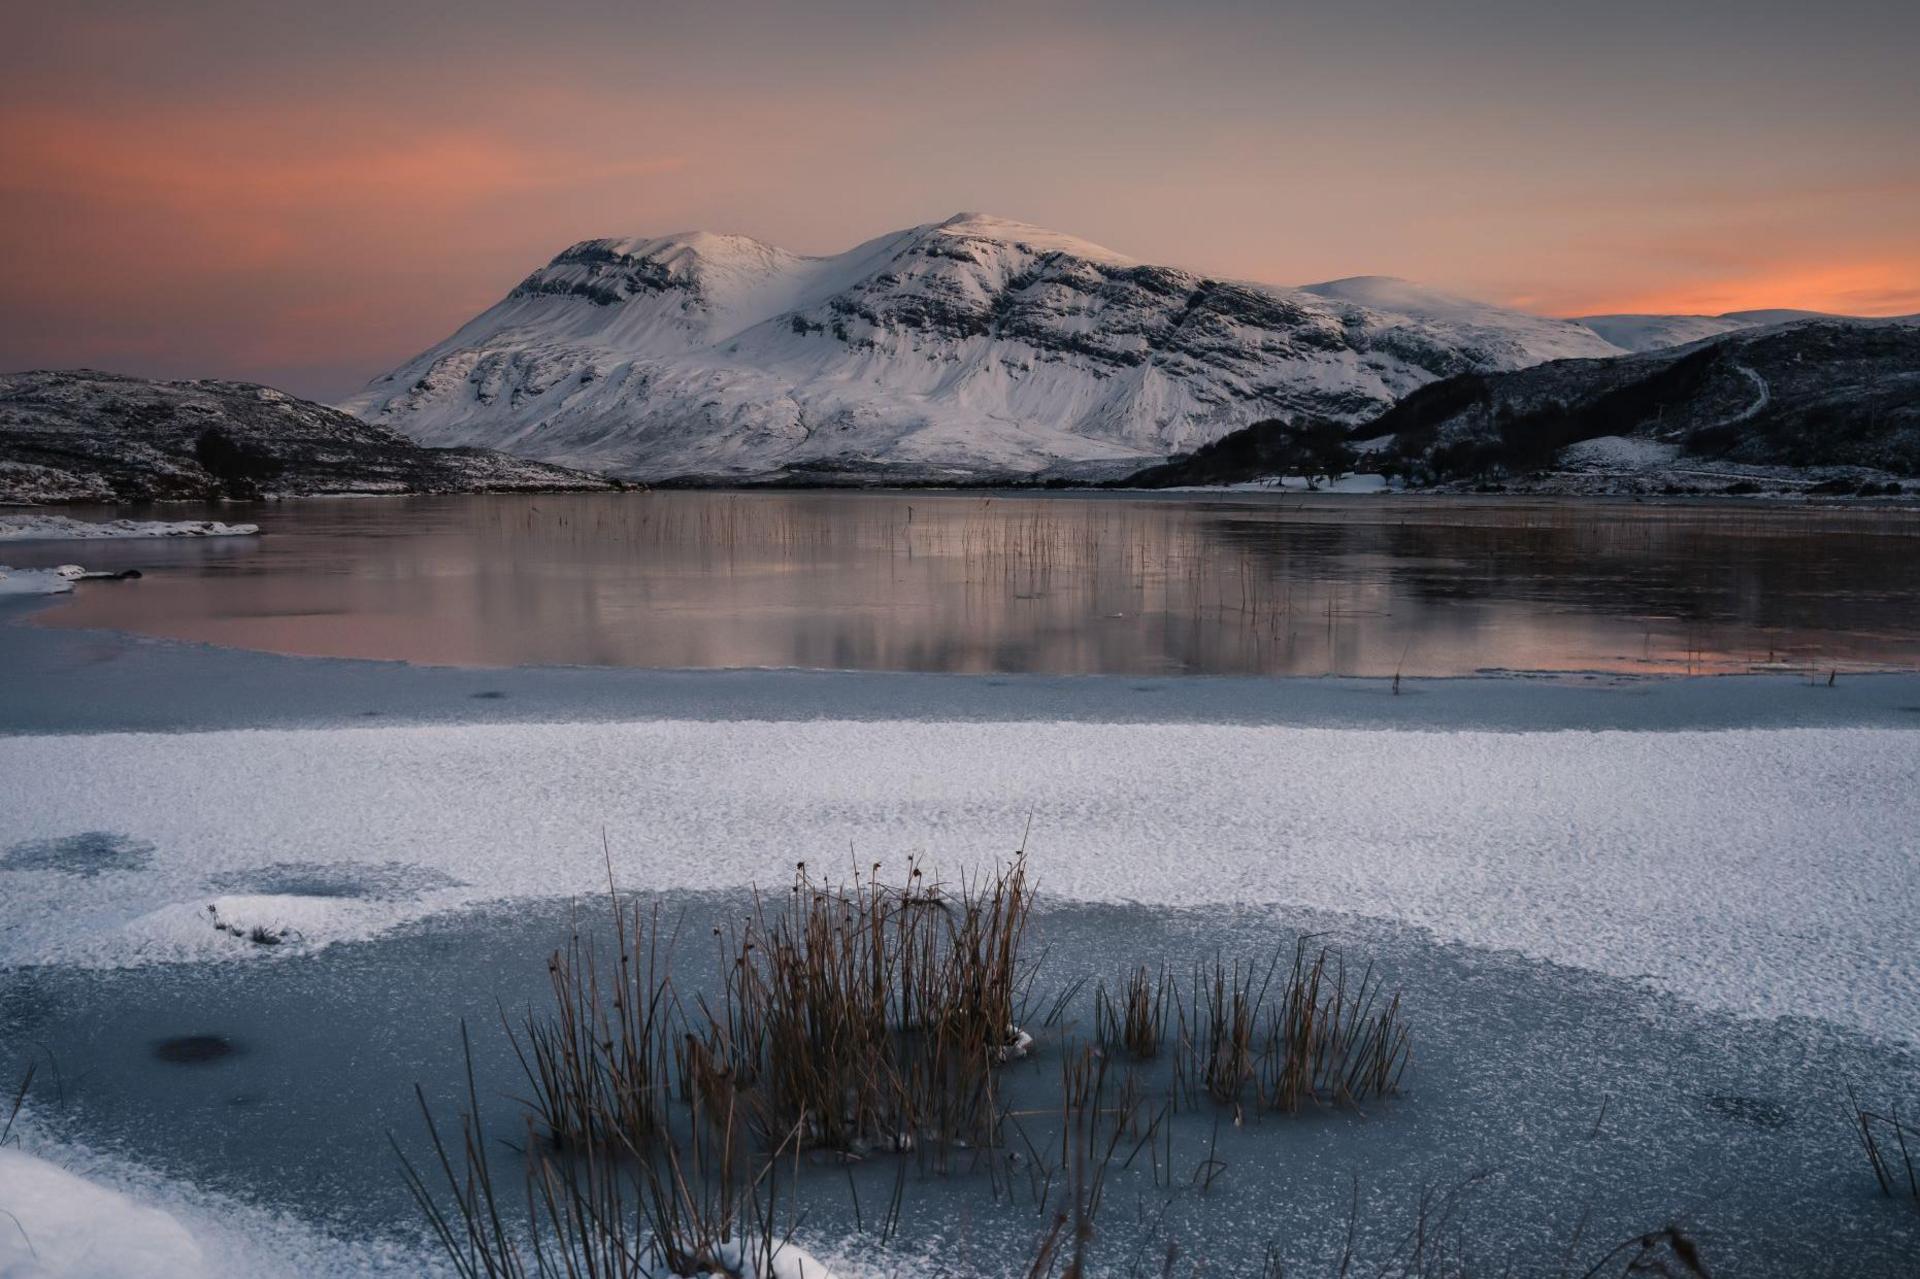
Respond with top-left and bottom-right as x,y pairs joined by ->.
344,214 -> 1626,482
1298,276 -> 1618,363
1574,309 -> 1836,354
0,370 -> 612,503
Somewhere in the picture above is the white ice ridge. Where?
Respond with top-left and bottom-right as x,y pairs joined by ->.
0,1146 -> 205,1278
0,1134 -> 427,1278
1,721 -> 1916,1040
0,516 -> 260,541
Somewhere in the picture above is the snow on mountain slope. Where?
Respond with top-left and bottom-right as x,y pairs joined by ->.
1298,276 -> 1625,364
1575,309 -> 1838,354
344,215 -> 1625,482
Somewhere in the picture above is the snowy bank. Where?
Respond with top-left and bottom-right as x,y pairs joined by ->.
1159,473 -> 1391,494
0,516 -> 259,542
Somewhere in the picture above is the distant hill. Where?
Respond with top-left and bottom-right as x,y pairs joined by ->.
1122,319 -> 1920,494
1574,309 -> 1838,354
0,370 -> 613,504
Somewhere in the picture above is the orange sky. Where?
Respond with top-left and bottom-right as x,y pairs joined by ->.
3,1 -> 1916,400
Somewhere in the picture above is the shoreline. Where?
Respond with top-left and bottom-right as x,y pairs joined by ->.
8,482 -> 1920,507
6,597 -> 1920,735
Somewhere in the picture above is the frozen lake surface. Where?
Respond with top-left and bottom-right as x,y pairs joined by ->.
3,521 -> 1919,1276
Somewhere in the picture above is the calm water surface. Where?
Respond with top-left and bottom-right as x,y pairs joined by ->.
24,491 -> 1920,676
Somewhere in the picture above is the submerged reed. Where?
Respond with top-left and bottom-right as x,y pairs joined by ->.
1171,939 -> 1410,1116
1847,1086 -> 1920,1209
402,853 -> 1417,1277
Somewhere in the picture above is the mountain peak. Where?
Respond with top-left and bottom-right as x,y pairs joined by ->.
1300,276 -> 1480,312
927,212 -> 1135,266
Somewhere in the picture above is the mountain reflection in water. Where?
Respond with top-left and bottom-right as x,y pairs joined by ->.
30,491 -> 1920,677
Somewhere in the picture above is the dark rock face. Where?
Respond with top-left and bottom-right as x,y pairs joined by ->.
0,370 -> 614,503
509,239 -> 689,306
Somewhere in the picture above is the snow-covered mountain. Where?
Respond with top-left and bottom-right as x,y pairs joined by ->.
344,214 -> 1626,482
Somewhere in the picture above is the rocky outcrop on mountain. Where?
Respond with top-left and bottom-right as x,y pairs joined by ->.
343,213 -> 1625,483
0,370 -> 613,504
1123,319 -> 1920,494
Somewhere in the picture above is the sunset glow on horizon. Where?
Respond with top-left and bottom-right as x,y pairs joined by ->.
3,0 -> 1916,400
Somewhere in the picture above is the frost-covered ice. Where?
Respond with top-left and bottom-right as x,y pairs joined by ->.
0,565 -> 82,596
0,516 -> 259,541
2,720 -> 1916,1041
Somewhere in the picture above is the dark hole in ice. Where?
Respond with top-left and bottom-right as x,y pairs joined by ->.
1704,1094 -> 1792,1129
1,832 -> 154,878
469,690 -> 508,700
154,1035 -> 238,1064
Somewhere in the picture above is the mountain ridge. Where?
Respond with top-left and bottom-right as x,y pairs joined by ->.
1120,317 -> 1920,494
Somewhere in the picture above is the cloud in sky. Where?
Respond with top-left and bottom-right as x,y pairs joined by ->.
2,0 -> 1916,399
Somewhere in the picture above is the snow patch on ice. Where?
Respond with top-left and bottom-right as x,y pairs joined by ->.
3,721 -> 1918,1043
119,893 -> 439,962
0,516 -> 259,542
0,566 -> 81,597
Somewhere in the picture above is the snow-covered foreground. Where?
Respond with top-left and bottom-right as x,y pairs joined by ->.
0,516 -> 259,541
3,720 -> 1916,1041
